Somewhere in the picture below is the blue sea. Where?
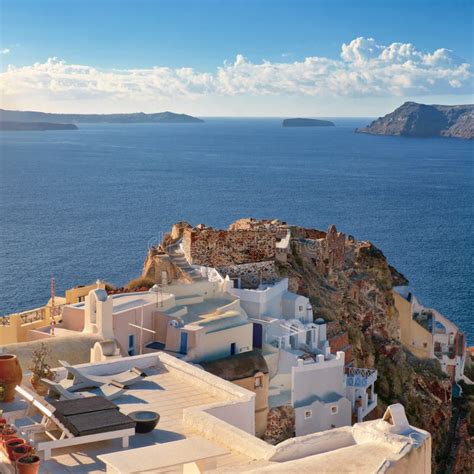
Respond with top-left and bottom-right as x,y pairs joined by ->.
0,118 -> 472,343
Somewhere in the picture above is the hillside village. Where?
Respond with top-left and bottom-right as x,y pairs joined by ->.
0,218 -> 472,473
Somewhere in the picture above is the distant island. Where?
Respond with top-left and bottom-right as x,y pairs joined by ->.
283,118 -> 335,127
0,109 -> 204,124
356,102 -> 473,139
0,121 -> 78,131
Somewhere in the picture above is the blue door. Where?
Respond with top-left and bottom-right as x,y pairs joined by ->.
230,342 -> 236,355
128,335 -> 135,356
180,332 -> 188,354
253,323 -> 263,349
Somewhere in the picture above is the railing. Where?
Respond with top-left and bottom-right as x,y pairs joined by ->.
50,304 -> 64,318
345,367 -> 378,387
0,316 -> 11,327
20,308 -> 46,325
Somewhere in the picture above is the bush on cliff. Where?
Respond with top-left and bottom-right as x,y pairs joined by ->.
125,277 -> 155,291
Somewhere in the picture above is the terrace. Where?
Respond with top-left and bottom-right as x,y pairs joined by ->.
0,353 -> 257,473
345,367 -> 378,388
165,296 -> 235,324
0,352 -> 432,473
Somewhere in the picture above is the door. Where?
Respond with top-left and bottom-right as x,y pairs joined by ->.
180,332 -> 188,354
230,342 -> 236,355
253,323 -> 263,349
128,334 -> 135,356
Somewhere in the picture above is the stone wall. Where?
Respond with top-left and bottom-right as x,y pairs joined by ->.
217,261 -> 279,289
263,406 -> 295,445
183,227 -> 278,266
293,225 -> 346,275
328,330 -> 353,365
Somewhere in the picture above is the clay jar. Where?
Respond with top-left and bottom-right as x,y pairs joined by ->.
0,355 -> 23,402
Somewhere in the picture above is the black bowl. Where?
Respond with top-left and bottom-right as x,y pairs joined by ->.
128,410 -> 160,434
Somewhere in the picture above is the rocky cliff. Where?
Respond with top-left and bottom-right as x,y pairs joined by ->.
141,218 -> 468,471
356,102 -> 474,139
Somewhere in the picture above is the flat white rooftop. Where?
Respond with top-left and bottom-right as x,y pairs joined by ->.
0,355 -> 255,473
166,297 -> 234,324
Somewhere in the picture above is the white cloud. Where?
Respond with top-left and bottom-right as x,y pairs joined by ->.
1,48 -> 11,55
0,37 -> 471,109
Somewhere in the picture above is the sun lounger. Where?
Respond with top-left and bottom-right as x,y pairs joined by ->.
41,378 -> 126,401
14,386 -> 135,460
59,360 -> 145,389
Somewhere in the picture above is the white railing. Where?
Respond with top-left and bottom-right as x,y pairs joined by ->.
345,367 -> 377,387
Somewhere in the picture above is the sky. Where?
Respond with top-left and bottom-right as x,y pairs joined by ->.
0,0 -> 473,116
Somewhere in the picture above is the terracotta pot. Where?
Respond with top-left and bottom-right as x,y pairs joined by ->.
30,376 -> 48,396
0,354 -> 23,402
6,437 -> 26,460
1,426 -> 18,450
12,444 -> 31,463
17,455 -> 41,474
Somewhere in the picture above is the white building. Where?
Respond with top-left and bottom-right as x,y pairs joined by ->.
223,276 -> 378,433
59,271 -> 377,436
60,280 -> 253,364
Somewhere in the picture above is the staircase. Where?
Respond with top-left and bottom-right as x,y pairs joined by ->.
167,242 -> 204,281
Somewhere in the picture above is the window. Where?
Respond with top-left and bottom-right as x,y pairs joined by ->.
298,305 -> 304,312
331,405 -> 338,415
254,375 -> 263,389
423,342 -> 428,348
304,410 -> 312,419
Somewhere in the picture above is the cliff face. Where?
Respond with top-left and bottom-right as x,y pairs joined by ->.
356,102 -> 474,139
141,218 -> 464,469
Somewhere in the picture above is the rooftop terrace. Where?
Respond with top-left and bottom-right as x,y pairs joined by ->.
1,353 -> 256,473
1,353 -> 432,473
165,297 -> 235,324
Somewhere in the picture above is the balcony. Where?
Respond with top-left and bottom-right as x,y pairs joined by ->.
345,367 -> 378,388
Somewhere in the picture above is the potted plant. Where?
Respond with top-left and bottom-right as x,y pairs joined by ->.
17,446 -> 41,474
5,437 -> 26,460
29,343 -> 56,395
1,423 -> 17,449
12,443 -> 31,463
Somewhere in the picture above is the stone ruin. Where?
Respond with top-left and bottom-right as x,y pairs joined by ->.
295,224 -> 346,275
182,219 -> 289,267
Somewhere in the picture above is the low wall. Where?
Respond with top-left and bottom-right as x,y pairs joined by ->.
0,334 -> 103,369
219,261 -> 279,289
0,306 -> 62,345
269,426 -> 355,462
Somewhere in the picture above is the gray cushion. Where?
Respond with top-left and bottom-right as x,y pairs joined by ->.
51,396 -> 118,417
61,409 -> 135,437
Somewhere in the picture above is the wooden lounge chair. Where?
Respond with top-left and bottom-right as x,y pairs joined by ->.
41,378 -> 126,401
14,386 -> 135,460
59,360 -> 145,389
